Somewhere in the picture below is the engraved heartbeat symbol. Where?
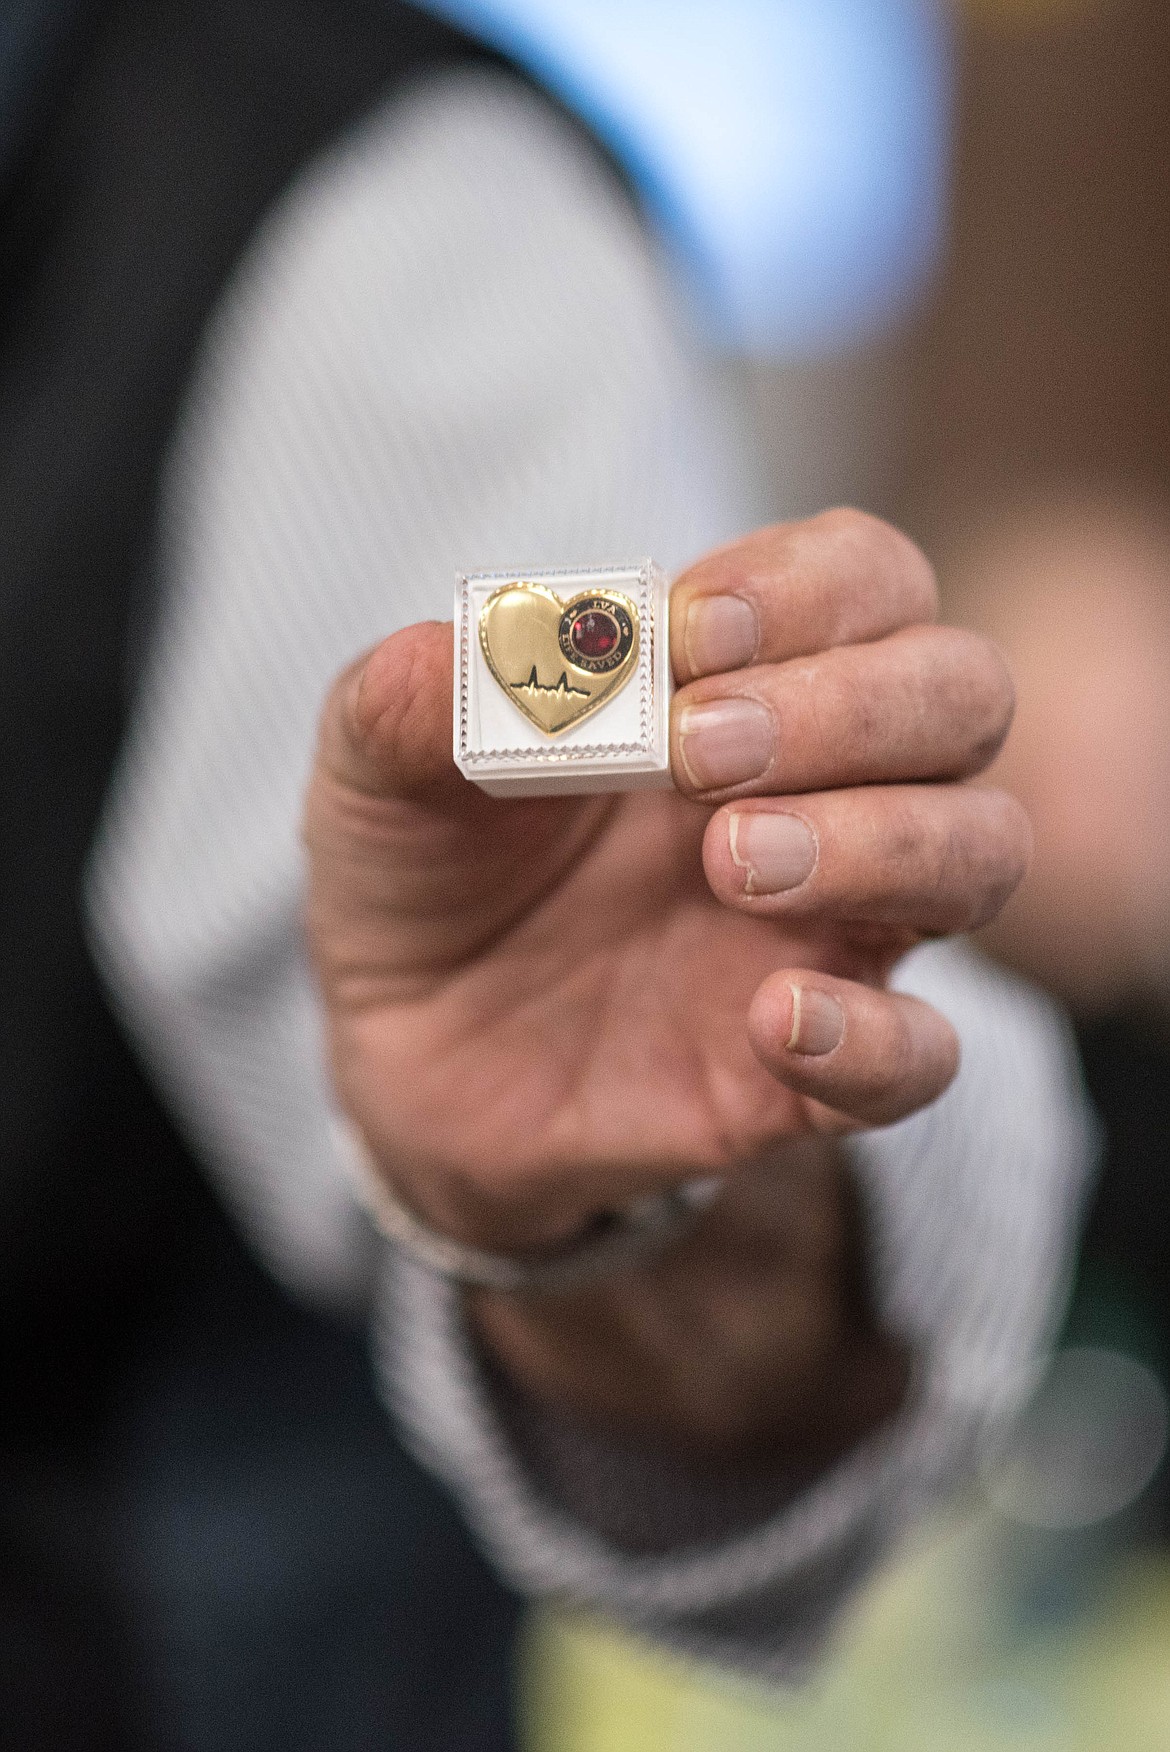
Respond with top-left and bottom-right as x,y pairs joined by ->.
510,666 -> 590,700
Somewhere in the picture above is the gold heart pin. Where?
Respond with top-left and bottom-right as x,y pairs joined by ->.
479,582 -> 640,736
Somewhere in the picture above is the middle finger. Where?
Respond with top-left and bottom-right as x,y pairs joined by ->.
671,625 -> 1015,802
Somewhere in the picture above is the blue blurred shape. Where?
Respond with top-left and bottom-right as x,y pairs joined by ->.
419,0 -> 954,356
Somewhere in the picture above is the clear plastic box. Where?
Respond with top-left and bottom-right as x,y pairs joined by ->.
453,560 -> 672,797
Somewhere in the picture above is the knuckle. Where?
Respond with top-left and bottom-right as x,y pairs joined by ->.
935,1014 -> 962,1089
813,505 -> 889,549
813,660 -> 876,757
969,789 -> 1033,923
967,632 -> 1017,741
345,624 -> 456,799
880,792 -> 929,876
811,504 -> 866,536
350,640 -> 397,746
899,536 -> 941,620
861,992 -> 958,1115
353,632 -> 426,757
884,784 -> 1028,936
905,794 -> 1008,931
930,628 -> 1017,770
816,508 -> 939,621
320,655 -> 364,753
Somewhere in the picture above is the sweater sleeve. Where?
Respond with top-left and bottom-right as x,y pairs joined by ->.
85,67 -> 1094,1681
377,940 -> 1094,1682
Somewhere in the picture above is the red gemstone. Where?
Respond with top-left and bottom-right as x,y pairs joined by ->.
571,611 -> 619,659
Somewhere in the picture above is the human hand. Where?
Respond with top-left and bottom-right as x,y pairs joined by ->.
304,511 -> 1028,1255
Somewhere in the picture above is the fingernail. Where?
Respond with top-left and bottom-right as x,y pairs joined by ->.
678,699 -> 773,790
684,595 -> 758,675
786,985 -> 844,1056
728,812 -> 817,895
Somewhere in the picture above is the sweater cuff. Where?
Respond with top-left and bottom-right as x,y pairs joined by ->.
373,945 -> 1096,1683
376,1247 -> 976,1683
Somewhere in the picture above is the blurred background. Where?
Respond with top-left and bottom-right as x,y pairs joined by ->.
495,0 -> 1170,1743
5,0 -> 1170,1745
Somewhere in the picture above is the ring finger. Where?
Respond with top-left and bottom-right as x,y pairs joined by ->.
703,784 -> 1032,936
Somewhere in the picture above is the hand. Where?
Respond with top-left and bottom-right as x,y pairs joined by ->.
304,511 -> 1028,1255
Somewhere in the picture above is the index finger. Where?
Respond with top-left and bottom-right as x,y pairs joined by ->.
671,508 -> 939,683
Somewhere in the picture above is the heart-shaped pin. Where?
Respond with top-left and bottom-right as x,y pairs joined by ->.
478,582 -> 640,736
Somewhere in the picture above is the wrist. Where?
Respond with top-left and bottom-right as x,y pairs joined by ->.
466,1146 -> 912,1469
341,1121 -> 718,1292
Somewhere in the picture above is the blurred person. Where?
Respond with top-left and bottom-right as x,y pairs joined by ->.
1,2 -> 1094,1749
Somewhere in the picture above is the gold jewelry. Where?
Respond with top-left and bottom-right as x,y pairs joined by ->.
455,560 -> 671,797
478,581 -> 639,736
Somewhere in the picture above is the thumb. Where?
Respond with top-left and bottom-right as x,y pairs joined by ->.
320,619 -> 467,806
305,622 -> 604,993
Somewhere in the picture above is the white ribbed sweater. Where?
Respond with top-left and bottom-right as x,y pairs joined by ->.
87,69 -> 1093,1679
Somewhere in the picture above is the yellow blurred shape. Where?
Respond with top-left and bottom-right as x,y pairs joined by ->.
521,1508 -> 1170,1752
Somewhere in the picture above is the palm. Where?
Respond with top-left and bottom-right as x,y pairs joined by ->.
342,788 -> 882,1209
311,521 -> 1024,1248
